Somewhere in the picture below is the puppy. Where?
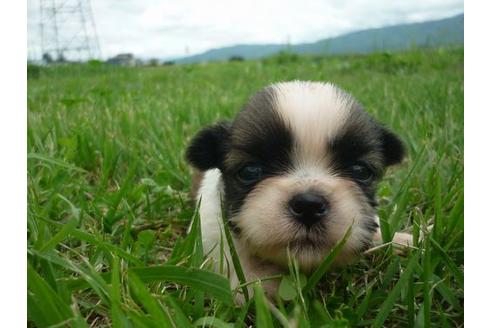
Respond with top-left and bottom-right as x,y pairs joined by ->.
186,81 -> 412,298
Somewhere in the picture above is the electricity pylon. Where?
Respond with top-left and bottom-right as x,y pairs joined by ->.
39,0 -> 101,62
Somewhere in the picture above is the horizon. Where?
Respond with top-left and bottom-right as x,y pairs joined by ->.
170,12 -> 463,61
27,0 -> 464,61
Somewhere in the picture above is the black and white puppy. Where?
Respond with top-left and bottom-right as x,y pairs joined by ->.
186,81 -> 412,297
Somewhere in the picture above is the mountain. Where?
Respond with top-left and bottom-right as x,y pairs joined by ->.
174,13 -> 463,63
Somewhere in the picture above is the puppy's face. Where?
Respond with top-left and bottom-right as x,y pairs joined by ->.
187,82 -> 404,271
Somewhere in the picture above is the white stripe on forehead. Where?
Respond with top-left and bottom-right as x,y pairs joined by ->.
271,81 -> 355,166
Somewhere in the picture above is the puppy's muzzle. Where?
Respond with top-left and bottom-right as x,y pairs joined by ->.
288,192 -> 329,227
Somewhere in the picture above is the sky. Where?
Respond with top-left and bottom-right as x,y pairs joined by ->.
27,0 -> 464,61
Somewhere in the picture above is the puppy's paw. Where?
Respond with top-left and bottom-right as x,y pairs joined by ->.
392,232 -> 413,247
368,229 -> 414,256
391,232 -> 414,255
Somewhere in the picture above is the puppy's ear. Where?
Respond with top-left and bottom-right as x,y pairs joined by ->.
186,121 -> 231,171
380,126 -> 405,166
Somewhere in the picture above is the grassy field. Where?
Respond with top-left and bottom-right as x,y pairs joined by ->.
27,48 -> 464,327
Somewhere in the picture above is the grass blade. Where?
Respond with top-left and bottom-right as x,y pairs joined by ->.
110,256 -> 127,328
433,274 -> 461,309
164,296 -> 194,328
254,283 -> 274,328
422,237 -> 432,328
193,316 -> 234,328
444,190 -> 464,239
430,237 -> 464,288
407,268 -> 415,327
220,200 -> 249,301
128,271 -> 175,327
38,217 -> 78,253
130,265 -> 233,305
70,295 -> 90,328
29,249 -> 111,304
372,253 -> 419,328
355,285 -> 373,323
36,216 -> 144,265
303,225 -> 352,293
28,152 -> 87,173
433,173 -> 442,240
27,262 -> 73,327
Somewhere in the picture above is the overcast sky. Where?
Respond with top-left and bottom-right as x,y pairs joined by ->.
27,0 -> 463,60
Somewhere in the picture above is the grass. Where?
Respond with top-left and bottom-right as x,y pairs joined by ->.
27,47 -> 464,327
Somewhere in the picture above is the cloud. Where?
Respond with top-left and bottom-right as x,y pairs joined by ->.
27,0 -> 463,60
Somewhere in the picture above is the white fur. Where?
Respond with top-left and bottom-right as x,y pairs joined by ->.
197,169 -> 278,294
197,169 -> 231,272
272,81 -> 354,166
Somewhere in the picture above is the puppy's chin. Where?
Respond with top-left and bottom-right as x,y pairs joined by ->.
239,231 -> 372,272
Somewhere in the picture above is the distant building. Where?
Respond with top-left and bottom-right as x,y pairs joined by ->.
106,53 -> 136,67
147,58 -> 160,66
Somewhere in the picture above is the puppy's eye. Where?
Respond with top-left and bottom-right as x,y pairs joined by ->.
350,163 -> 374,184
237,164 -> 263,184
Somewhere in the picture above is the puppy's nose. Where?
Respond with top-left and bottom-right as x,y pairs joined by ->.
288,192 -> 329,226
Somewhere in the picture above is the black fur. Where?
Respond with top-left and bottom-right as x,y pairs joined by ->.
229,90 -> 293,173
363,218 -> 380,233
223,87 -> 294,217
329,108 -> 405,207
330,130 -> 375,171
185,87 -> 295,231
379,126 -> 405,166
185,121 -> 231,171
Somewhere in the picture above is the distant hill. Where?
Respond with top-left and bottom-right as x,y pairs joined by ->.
174,13 -> 463,63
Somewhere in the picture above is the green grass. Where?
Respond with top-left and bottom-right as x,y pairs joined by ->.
27,47 -> 464,327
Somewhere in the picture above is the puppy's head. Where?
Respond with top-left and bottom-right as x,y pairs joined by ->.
186,81 -> 404,271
